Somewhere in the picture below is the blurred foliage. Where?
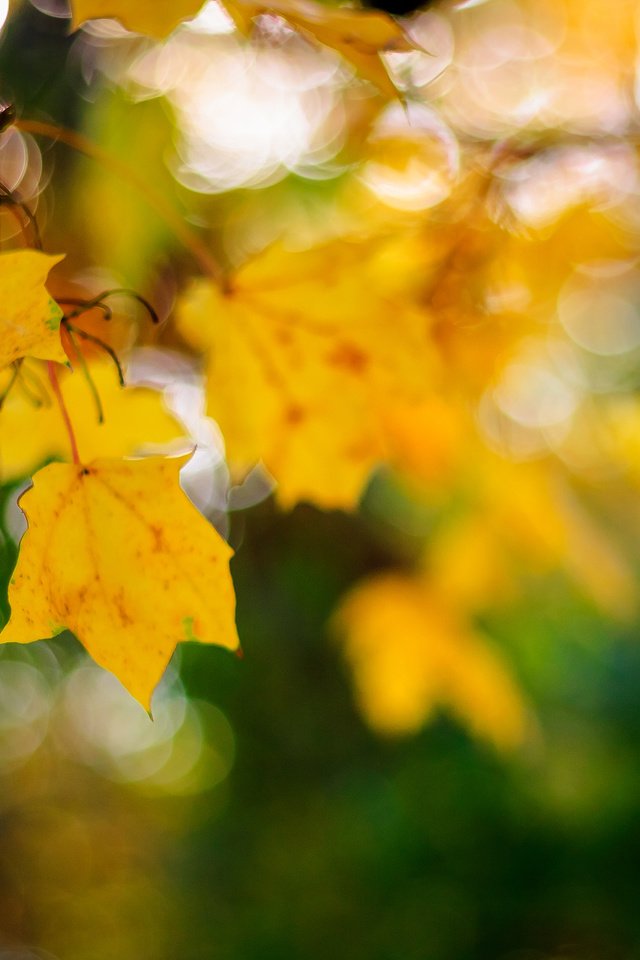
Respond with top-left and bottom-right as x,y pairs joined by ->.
1,0 -> 640,957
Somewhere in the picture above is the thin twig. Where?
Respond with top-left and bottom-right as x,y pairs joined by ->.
47,361 -> 81,465
16,118 -> 229,290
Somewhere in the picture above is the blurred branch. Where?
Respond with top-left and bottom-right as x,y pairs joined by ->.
16,118 -> 229,290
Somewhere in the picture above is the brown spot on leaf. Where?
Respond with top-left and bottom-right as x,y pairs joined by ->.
115,590 -> 133,626
326,342 -> 369,375
149,525 -> 164,551
276,328 -> 293,346
285,404 -> 306,426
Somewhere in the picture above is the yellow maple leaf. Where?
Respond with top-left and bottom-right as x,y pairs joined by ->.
0,251 -> 66,368
335,574 -> 527,749
0,360 -> 185,482
176,240 -> 431,509
71,0 -> 205,39
0,456 -> 239,710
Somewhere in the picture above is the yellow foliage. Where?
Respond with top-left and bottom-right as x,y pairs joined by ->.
381,394 -> 467,492
0,360 -> 184,481
485,461 -> 635,617
71,0 -> 205,38
0,251 -> 66,368
428,515 -> 516,614
586,396 -> 640,488
9,0 -> 640,738
406,453 -> 636,620
177,239 -> 432,509
0,456 -> 239,710
224,0 -> 413,97
71,0 -> 412,95
335,574 -> 527,749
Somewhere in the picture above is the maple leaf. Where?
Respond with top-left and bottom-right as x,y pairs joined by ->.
176,239 -> 432,509
335,573 -> 527,748
0,456 -> 239,710
0,360 -> 185,482
0,251 -> 66,368
70,0 -> 412,96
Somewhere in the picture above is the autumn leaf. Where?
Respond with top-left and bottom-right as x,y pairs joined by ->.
0,251 -> 66,368
0,456 -> 239,710
176,239 -> 432,509
335,573 -> 527,749
0,359 -> 185,482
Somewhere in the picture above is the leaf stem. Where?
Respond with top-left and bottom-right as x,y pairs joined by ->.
16,118 -> 229,291
47,361 -> 81,465
63,322 -> 125,386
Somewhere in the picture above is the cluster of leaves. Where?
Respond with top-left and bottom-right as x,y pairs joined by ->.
0,251 -> 239,710
0,0 -> 415,712
2,0 -> 639,746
